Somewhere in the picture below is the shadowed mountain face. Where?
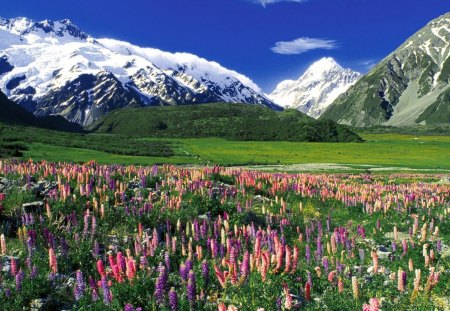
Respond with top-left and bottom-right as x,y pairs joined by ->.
321,13 -> 450,126
0,17 -> 279,126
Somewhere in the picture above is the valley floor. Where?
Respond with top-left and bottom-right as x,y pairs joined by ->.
21,134 -> 450,171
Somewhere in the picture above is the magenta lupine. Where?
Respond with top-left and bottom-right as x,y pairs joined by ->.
91,216 -> 96,237
169,287 -> 178,311
240,251 -> 250,280
10,257 -> 17,276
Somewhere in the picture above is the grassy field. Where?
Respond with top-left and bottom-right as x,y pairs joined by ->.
21,133 -> 450,170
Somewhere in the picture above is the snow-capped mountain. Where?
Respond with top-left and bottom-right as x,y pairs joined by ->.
0,17 -> 279,125
322,12 -> 450,126
268,57 -> 361,118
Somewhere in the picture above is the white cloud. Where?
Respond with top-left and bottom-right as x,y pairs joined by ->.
271,37 -> 338,55
358,59 -> 378,71
251,0 -> 306,7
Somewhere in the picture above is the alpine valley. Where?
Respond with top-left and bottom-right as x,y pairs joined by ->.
0,17 -> 280,126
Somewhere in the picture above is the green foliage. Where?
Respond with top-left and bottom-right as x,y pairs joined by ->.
0,123 -> 175,159
90,103 -> 362,143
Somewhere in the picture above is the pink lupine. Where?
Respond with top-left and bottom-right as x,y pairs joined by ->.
49,247 -> 58,273
0,234 -> 6,255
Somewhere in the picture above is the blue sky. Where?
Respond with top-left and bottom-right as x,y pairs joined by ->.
2,0 -> 449,91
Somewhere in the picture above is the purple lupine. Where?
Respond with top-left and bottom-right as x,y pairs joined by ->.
169,287 -> 178,311
93,240 -> 100,258
155,264 -> 167,304
164,252 -> 170,273
201,260 -> 209,286
26,237 -> 34,257
305,244 -> 311,264
437,240 -> 442,253
276,296 -> 282,311
180,264 -> 188,282
15,269 -> 24,291
91,216 -> 96,237
187,270 -> 196,307
74,270 -> 85,301
101,276 -> 112,305
124,304 -> 134,311
89,276 -> 99,301
322,257 -> 329,273
30,265 -> 38,279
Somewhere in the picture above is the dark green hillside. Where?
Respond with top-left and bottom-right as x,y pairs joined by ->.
0,91 -> 82,132
90,103 -> 362,142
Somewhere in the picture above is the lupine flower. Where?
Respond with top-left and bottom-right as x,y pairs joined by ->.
97,260 -> 105,277
284,284 -> 292,309
101,276 -> 112,305
0,234 -> 6,256
352,276 -> 359,299
187,270 -> 197,306
49,248 -> 58,273
124,304 -> 134,311
305,282 -> 311,301
155,264 -> 167,304
201,260 -> 209,286
74,270 -> 85,300
168,287 -> 178,311
15,269 -> 24,291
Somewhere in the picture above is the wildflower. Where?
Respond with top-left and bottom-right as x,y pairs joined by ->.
187,270 -> 197,307
397,268 -> 405,292
15,269 -> 24,291
1,234 -> 6,255
284,285 -> 292,309
305,282 -> 311,301
168,287 -> 178,311
352,276 -> 359,299
101,276 -> 112,305
155,264 -> 167,304
97,259 -> 105,277
124,304 -> 134,311
201,260 -> 210,286
48,248 -> 57,273
74,270 -> 85,300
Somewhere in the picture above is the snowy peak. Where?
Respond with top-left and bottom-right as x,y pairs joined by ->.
0,17 -> 89,40
269,57 -> 361,118
0,16 -> 278,125
302,57 -> 341,78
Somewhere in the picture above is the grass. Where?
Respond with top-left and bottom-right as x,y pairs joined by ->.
21,133 -> 450,170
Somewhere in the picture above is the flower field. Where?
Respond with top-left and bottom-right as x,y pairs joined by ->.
0,160 -> 449,310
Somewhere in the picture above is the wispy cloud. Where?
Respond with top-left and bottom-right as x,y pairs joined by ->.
358,59 -> 378,71
271,37 -> 338,55
251,0 -> 306,7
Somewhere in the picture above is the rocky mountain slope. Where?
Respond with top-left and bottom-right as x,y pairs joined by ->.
268,57 -> 361,118
321,12 -> 450,126
0,17 -> 279,126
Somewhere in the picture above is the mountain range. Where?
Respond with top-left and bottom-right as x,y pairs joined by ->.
321,12 -> 450,126
0,13 -> 449,128
268,57 -> 361,118
0,17 -> 279,126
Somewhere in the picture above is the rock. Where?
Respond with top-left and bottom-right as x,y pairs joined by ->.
377,245 -> 391,259
30,298 -> 47,311
22,201 -> 44,213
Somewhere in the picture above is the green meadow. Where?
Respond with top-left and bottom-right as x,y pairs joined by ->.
22,133 -> 450,170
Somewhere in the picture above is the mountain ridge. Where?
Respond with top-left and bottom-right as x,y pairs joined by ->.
321,12 -> 450,126
0,17 -> 280,126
